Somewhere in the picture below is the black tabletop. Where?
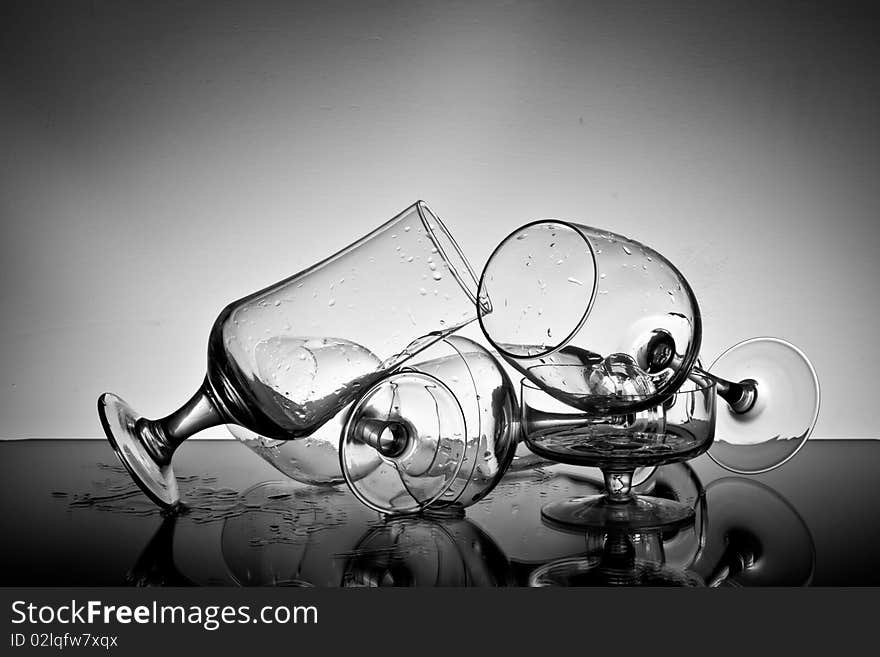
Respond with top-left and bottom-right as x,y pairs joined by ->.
1,439 -> 878,586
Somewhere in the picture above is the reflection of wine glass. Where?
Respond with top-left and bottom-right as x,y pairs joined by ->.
536,469 -> 816,586
340,336 -> 518,515
221,481 -> 381,587
528,530 -> 703,587
342,516 -> 513,587
98,201 -> 482,508
528,462 -> 707,586
521,371 -> 716,530
125,514 -> 195,587
478,221 -> 820,473
691,477 -> 815,586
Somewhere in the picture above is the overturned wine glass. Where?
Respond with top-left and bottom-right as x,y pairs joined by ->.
340,336 -> 518,515
98,201 -> 484,508
478,220 -> 820,474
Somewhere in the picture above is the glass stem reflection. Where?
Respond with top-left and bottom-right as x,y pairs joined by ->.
137,380 -> 225,465
604,471 -> 633,502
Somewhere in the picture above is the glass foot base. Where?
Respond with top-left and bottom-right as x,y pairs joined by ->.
707,337 -> 820,475
541,494 -> 695,532
529,555 -> 703,587
98,393 -> 179,509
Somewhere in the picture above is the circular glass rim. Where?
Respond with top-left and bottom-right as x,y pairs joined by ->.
706,336 -> 821,475
477,219 -> 599,360
339,369 -> 469,515
416,200 -> 486,314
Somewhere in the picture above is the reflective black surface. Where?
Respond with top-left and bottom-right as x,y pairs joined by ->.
1,439 -> 878,586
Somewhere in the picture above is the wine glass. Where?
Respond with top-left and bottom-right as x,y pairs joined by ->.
98,201 -> 483,509
521,371 -> 716,530
478,220 -> 820,473
340,336 -> 518,515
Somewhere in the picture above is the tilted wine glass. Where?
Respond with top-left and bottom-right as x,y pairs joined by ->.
98,201 -> 483,509
340,336 -> 518,515
478,221 -> 820,473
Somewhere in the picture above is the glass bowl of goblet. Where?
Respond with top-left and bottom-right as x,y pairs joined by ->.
521,368 -> 716,531
478,220 -> 819,475
340,336 -> 518,515
98,201 -> 483,509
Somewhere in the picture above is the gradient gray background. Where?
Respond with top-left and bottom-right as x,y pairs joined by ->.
1,0 -> 877,438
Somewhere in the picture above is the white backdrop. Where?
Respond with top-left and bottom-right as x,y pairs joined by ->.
1,2 -> 877,438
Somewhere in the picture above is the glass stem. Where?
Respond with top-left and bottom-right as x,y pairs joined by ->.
352,418 -> 412,458
692,366 -> 758,414
604,470 -> 633,502
135,378 -> 226,465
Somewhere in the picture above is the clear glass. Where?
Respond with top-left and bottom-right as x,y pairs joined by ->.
479,221 -> 820,473
521,371 -> 716,530
98,201 -> 482,508
705,337 -> 820,474
340,336 -> 518,515
478,221 -> 702,415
